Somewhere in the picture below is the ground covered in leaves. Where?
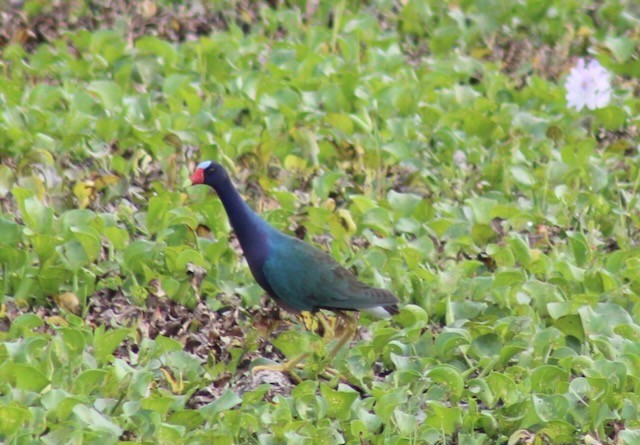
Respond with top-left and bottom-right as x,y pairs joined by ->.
1,0 -> 640,444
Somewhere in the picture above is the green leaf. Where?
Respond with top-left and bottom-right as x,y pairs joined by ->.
466,197 -> 496,225
157,423 -> 186,443
155,336 -> 184,353
71,226 -> 102,262
140,396 -> 175,415
72,404 -> 123,436
12,363 -> 50,392
394,408 -> 417,436
579,303 -> 633,336
272,330 -> 320,358
425,401 -> 463,435
396,304 -> 429,327
60,328 -> 86,356
435,329 -> 470,358
530,365 -> 569,394
320,384 -> 358,421
9,313 -> 44,337
0,164 -> 15,197
325,113 -> 354,135
58,241 -> 90,270
74,369 -> 108,396
87,80 -> 123,110
21,196 -> 54,233
167,410 -> 204,430
104,226 -> 130,250
448,300 -> 486,322
93,327 -> 131,364
199,389 -> 242,420
426,365 -> 465,402
471,333 -> 501,358
509,235 -> 531,266
510,165 -> 535,186
618,429 -> 640,443
123,240 -> 156,273
0,218 -> 21,245
553,314 -> 585,342
467,378 -> 495,409
375,388 -> 408,422
605,36 -> 635,63
532,395 -> 569,423
486,373 -> 519,405
594,106 -> 626,130
136,36 -> 178,65
387,190 -> 422,217
147,196 -> 171,234
0,406 -> 31,436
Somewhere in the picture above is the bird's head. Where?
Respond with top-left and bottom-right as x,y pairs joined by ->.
190,160 -> 229,189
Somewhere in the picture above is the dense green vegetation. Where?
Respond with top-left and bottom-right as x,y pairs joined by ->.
1,0 -> 639,443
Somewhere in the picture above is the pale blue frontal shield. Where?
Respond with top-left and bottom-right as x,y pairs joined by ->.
197,160 -> 212,170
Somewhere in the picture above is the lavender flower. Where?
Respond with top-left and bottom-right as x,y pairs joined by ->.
564,59 -> 612,111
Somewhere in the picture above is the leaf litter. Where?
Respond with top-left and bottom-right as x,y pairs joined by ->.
0,283 -> 297,404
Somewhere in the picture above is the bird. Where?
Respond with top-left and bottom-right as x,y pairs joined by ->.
191,160 -> 399,377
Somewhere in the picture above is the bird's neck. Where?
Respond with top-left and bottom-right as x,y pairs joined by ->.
213,177 -> 270,265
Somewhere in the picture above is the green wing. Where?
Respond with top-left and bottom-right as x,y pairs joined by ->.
262,233 -> 398,313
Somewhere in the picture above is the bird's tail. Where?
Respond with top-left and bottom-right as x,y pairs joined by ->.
361,304 -> 399,320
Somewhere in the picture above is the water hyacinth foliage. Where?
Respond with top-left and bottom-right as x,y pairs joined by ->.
0,1 -> 639,444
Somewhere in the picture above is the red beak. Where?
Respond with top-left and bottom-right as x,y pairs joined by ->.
190,168 -> 204,185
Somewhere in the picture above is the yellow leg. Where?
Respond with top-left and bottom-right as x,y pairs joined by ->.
327,312 -> 357,359
251,352 -> 310,383
251,311 -> 357,382
316,311 -> 336,343
251,311 -> 319,383
300,310 -> 338,342
302,310 -> 357,361
299,311 -> 317,331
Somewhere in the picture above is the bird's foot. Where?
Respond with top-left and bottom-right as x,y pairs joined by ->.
300,311 -> 337,342
251,352 -> 310,384
252,363 -> 303,384
319,366 -> 341,381
251,355 -> 343,384
251,312 -> 357,385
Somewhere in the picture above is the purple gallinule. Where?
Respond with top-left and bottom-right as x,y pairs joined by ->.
191,161 -> 399,377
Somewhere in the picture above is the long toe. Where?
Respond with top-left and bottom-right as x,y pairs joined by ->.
252,363 -> 303,384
